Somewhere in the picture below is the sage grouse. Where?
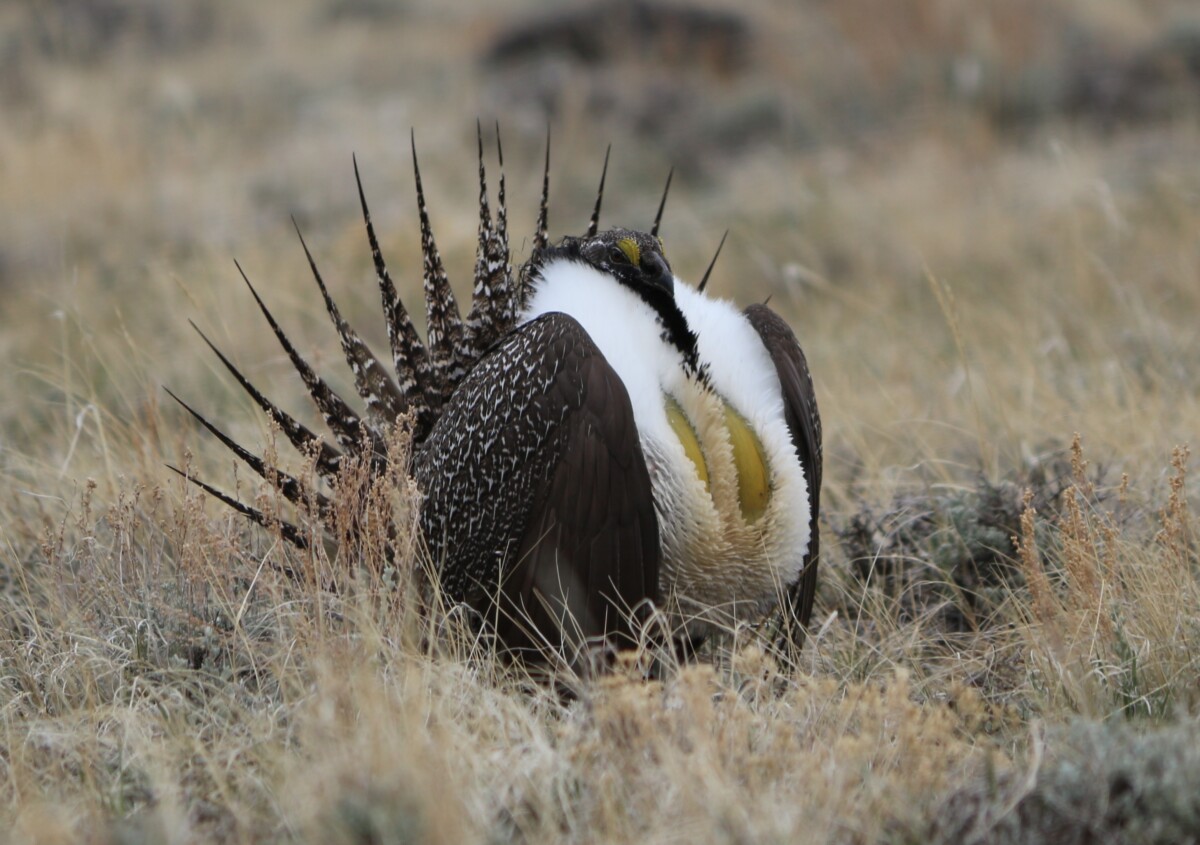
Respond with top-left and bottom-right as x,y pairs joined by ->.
172,130 -> 821,663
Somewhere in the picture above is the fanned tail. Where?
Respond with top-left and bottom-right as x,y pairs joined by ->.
180,138 -> 598,567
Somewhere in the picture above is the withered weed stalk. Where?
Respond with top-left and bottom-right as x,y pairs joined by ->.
5,0 -> 1200,840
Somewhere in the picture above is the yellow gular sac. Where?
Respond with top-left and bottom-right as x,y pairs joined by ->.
616,238 -> 641,266
665,396 -> 710,491
723,404 -> 770,523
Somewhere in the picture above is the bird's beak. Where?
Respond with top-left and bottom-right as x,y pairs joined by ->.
642,251 -> 673,297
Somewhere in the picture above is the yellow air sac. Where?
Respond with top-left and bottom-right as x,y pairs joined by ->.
665,397 -> 709,490
723,404 -> 770,523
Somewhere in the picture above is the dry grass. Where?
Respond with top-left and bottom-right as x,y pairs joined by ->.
4,1 -> 1200,842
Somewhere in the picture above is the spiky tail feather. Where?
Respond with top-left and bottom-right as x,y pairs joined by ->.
584,144 -> 611,239
651,167 -> 673,238
463,122 -> 516,356
292,219 -> 408,427
167,464 -> 312,557
520,128 -> 553,308
188,320 -> 344,478
697,230 -> 728,294
235,261 -> 384,463
411,132 -> 468,409
352,156 -> 436,440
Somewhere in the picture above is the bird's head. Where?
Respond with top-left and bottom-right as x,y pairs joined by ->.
569,229 -> 673,297
533,228 -> 700,374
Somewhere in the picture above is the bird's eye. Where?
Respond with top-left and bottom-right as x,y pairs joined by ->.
609,245 -> 628,264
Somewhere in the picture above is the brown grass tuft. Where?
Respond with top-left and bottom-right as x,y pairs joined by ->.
5,1 -> 1200,841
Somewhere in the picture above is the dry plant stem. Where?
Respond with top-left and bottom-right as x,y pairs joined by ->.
4,2 -> 1200,840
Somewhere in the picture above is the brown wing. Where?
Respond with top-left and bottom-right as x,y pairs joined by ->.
415,313 -> 660,664
744,303 -> 822,647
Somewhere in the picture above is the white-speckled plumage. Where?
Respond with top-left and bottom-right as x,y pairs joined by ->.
186,145 -> 819,656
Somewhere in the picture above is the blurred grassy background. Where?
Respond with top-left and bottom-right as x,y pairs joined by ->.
3,0 -> 1199,490
3,1 -> 1200,842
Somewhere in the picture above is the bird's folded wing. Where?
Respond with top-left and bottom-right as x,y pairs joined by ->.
744,303 -> 823,642
415,312 -> 661,660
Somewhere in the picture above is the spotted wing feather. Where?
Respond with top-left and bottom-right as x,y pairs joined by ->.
414,313 -> 660,659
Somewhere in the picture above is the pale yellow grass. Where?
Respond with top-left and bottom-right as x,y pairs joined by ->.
4,1 -> 1200,843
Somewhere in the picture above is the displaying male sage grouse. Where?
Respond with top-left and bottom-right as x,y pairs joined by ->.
172,129 -> 821,665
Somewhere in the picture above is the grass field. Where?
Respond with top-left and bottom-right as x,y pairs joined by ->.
3,1 -> 1200,842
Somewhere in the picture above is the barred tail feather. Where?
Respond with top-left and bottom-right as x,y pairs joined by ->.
189,320 -> 343,478
165,387 -> 335,521
464,121 -> 497,351
411,131 -> 467,407
292,219 -> 408,427
521,128 -> 552,308
351,156 -> 435,440
235,261 -> 381,460
493,123 -> 514,323
465,123 -> 517,358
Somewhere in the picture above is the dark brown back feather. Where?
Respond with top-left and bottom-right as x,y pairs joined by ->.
415,313 -> 660,662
